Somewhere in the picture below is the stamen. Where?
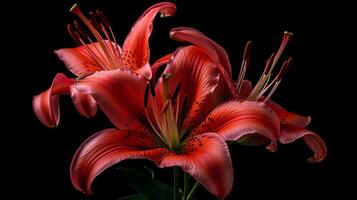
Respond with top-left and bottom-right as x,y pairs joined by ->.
96,10 -> 111,29
95,10 -> 123,65
237,41 -> 252,93
263,53 -> 275,75
167,101 -> 180,148
271,31 -> 293,70
257,58 -> 293,101
74,20 -> 89,38
263,81 -> 280,101
67,24 -> 107,69
162,73 -> 172,101
108,26 -> 123,64
276,57 -> 292,81
89,12 -> 101,30
247,53 -> 274,99
172,82 -> 182,102
70,4 -> 115,68
144,109 -> 166,142
160,100 -> 170,115
67,24 -> 82,45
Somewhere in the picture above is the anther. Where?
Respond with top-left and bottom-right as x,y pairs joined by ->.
67,24 -> 81,44
276,57 -> 293,81
96,10 -> 111,29
172,82 -> 182,102
89,12 -> 101,30
74,20 -> 89,38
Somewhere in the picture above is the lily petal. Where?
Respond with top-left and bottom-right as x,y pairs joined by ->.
75,69 -> 147,129
170,27 -> 231,76
71,128 -> 167,194
151,53 -> 173,83
192,101 -> 280,152
55,42 -> 108,77
123,2 -> 176,74
159,132 -> 233,198
70,86 -> 97,118
265,100 -> 311,127
33,73 -> 75,127
158,46 -> 220,131
170,27 -> 237,98
280,125 -> 327,163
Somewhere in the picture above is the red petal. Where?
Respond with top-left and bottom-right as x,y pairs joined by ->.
265,100 -> 311,127
74,69 -> 147,129
33,73 -> 75,127
192,101 -> 280,152
71,128 -> 166,194
70,86 -> 97,118
151,53 -> 173,82
55,43 -> 106,77
157,46 -> 220,131
123,2 -> 176,72
170,27 -> 231,76
159,133 -> 233,198
280,125 -> 327,163
170,27 -> 237,98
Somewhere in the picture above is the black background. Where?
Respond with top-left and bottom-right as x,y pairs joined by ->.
5,0 -> 354,199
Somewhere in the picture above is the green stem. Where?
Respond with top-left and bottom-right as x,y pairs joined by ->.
183,173 -> 190,199
186,182 -> 199,200
173,167 -> 180,200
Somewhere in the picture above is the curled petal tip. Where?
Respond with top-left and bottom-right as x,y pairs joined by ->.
155,2 -> 177,17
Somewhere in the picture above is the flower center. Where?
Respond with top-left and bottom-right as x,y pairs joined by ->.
68,4 -> 124,70
236,31 -> 294,101
144,74 -> 184,149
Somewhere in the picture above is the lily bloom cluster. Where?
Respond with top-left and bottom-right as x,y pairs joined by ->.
33,2 -> 327,199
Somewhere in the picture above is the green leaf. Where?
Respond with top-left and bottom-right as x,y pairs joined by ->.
117,167 -> 173,200
118,194 -> 149,200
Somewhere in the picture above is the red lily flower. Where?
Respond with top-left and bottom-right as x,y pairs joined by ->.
33,2 -> 176,127
169,27 -> 327,163
70,43 -> 271,197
